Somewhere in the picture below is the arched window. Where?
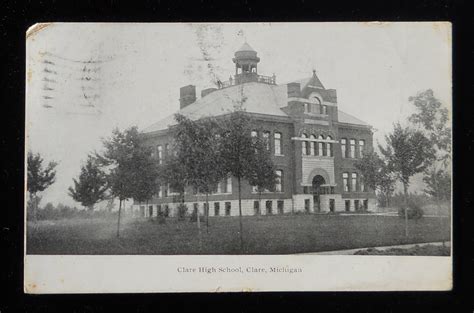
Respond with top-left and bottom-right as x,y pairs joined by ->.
326,136 -> 333,156
301,133 -> 308,155
274,132 -> 282,155
310,135 -> 316,156
343,173 -> 349,192
318,135 -> 324,156
358,140 -> 365,158
350,139 -> 356,158
341,138 -> 347,158
352,173 -> 358,191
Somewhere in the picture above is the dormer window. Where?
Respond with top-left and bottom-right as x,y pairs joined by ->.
309,92 -> 322,104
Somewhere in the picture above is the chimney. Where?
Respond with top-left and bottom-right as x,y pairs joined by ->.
201,87 -> 217,98
287,82 -> 301,98
179,85 -> 196,109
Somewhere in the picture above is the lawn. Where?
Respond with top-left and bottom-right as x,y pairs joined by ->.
26,213 -> 451,255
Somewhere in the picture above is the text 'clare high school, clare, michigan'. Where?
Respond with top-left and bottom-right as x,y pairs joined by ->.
135,42 -> 376,218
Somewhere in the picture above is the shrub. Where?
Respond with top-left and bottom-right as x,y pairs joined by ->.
398,200 -> 424,220
177,203 -> 188,221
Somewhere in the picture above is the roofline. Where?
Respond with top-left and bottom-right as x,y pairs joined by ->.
335,121 -> 373,130
140,111 -> 293,138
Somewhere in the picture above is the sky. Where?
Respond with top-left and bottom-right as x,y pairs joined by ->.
26,22 -> 452,208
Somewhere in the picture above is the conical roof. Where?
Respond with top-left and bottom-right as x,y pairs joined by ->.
237,42 -> 256,52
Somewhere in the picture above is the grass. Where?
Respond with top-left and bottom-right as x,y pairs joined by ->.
354,244 -> 451,256
26,213 -> 451,255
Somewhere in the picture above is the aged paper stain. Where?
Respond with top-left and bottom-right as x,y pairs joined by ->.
26,23 -> 52,40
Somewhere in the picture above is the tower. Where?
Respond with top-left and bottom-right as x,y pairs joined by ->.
232,42 -> 260,76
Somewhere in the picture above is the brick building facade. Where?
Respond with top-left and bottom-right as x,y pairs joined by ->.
135,43 -> 376,218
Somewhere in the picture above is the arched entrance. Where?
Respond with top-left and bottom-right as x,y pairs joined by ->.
312,175 -> 326,212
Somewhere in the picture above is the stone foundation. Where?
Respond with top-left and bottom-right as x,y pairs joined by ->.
134,195 -> 377,217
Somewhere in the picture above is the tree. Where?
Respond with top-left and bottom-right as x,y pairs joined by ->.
159,153 -> 188,218
97,127 -> 142,237
172,114 -> 227,233
247,135 -> 278,213
27,151 -> 58,221
68,155 -> 108,210
408,89 -> 451,161
128,144 -> 160,213
379,123 -> 435,235
220,110 -> 271,252
355,151 -> 395,207
423,167 -> 451,216
408,89 -> 452,205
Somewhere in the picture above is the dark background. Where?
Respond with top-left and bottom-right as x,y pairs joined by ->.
1,0 -> 473,312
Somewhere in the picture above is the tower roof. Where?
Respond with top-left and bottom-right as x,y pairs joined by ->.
237,42 -> 256,52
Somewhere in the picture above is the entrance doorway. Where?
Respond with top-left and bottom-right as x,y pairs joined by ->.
312,175 -> 326,212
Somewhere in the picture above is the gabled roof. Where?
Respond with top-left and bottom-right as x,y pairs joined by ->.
288,70 -> 325,90
143,82 -> 289,134
337,110 -> 370,127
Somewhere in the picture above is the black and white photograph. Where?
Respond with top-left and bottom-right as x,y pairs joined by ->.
24,22 -> 452,293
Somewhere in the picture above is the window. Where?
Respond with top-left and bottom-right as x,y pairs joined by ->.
254,201 -> 260,215
345,200 -> 350,211
148,205 -> 153,217
163,185 -> 168,197
301,134 -> 308,155
274,132 -> 282,155
352,173 -> 358,191
341,139 -> 347,158
214,202 -> 220,216
277,200 -> 284,214
326,136 -> 333,157
358,140 -> 365,158
251,185 -> 258,193
354,200 -> 360,211
165,144 -> 169,159
157,145 -> 163,164
310,135 -> 316,155
321,105 -> 327,115
225,176 -> 232,193
360,176 -> 365,192
204,203 -> 209,216
157,205 -> 162,216
266,200 -> 273,214
157,185 -> 162,198
303,186 -> 309,194
275,170 -> 283,192
343,173 -> 349,192
363,199 -> 368,210
225,202 -> 231,216
304,103 -> 310,113
193,203 -> 198,215
304,199 -> 310,212
263,131 -> 271,150
350,139 -> 356,158
216,181 -> 222,194
164,205 -> 169,217
318,135 -> 324,156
